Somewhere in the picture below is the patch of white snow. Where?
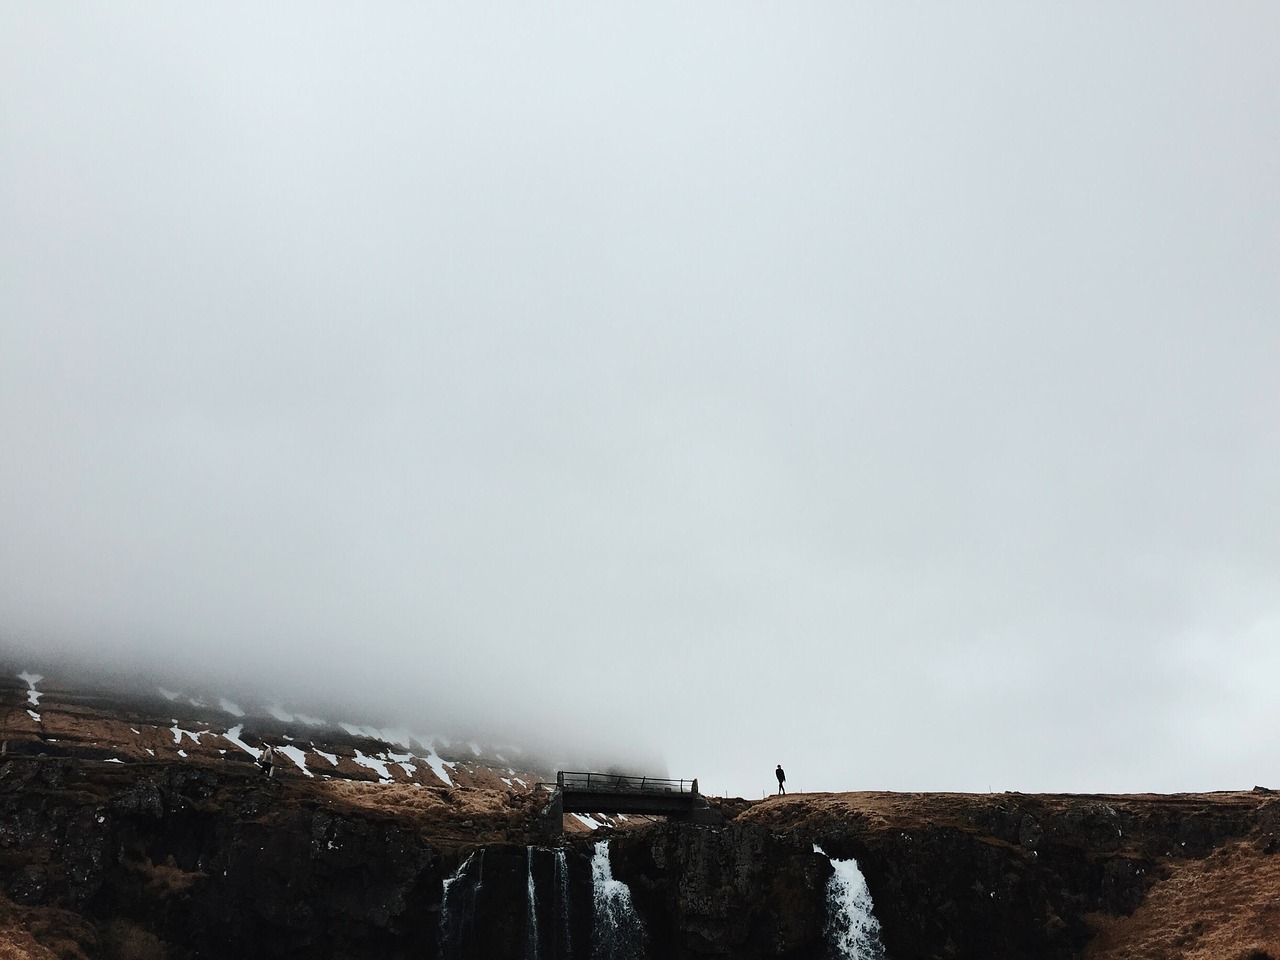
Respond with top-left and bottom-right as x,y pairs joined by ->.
27,710 -> 40,722
420,749 -> 454,785
222,725 -> 259,757
170,723 -> 202,745
105,758 -> 124,764
158,687 -> 180,701
267,705 -> 294,722
571,813 -> 601,830
352,749 -> 392,781
177,749 -> 187,758
275,745 -> 314,777
218,698 -> 245,717
17,672 -> 42,706
293,713 -> 325,726
314,750 -> 339,766
387,752 -> 417,776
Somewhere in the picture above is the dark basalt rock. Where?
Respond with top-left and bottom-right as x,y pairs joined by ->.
0,756 -> 1274,959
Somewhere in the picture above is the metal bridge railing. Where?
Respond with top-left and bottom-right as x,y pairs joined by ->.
556,771 -> 696,795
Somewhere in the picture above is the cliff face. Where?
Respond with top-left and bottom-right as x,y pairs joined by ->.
0,757 -> 829,960
8,752 -> 1280,960
0,757 -> 444,959
739,791 -> 1280,960
4,669 -> 1280,960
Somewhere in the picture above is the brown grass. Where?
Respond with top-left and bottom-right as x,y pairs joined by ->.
0,896 -> 95,960
1085,840 -> 1280,960
121,854 -> 205,898
319,780 -> 540,840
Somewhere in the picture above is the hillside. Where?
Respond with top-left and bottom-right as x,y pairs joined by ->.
2,664 -> 1279,959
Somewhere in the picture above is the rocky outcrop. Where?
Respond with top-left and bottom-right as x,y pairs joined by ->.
611,824 -> 831,958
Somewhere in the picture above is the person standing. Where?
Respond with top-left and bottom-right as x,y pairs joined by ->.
259,743 -> 277,779
775,764 -> 786,795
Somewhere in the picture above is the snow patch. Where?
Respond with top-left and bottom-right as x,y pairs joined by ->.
387,752 -> 417,777
352,750 -> 392,781
571,813 -> 601,830
105,758 -> 124,764
267,705 -> 294,722
222,725 -> 259,757
421,749 -> 454,785
170,723 -> 202,745
218,698 -> 245,717
314,750 -> 339,766
293,713 -> 325,726
17,672 -> 42,706
178,749 -> 187,758
158,687 -> 180,701
27,710 -> 40,723
276,745 -> 314,777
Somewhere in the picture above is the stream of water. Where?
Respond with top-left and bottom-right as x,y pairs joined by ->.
439,850 -> 486,960
815,845 -> 887,960
590,840 -> 645,960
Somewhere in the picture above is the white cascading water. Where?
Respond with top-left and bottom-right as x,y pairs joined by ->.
590,841 -> 645,960
526,847 -> 541,960
439,850 -> 485,960
554,847 -> 572,959
814,846 -> 887,960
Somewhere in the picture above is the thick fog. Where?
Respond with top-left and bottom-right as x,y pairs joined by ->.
2,3 -> 1277,796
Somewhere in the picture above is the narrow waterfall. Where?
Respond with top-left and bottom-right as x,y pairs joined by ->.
553,847 -> 572,960
439,850 -> 485,960
590,840 -> 644,960
814,846 -> 887,960
525,847 -> 540,960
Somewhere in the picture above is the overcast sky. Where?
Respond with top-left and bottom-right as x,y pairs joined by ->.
2,3 -> 1277,796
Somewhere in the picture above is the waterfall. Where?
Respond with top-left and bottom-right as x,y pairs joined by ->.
814,845 -> 887,960
554,847 -> 572,960
590,841 -> 644,960
440,850 -> 485,960
525,847 -> 540,960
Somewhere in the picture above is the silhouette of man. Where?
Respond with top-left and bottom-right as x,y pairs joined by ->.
776,764 -> 786,795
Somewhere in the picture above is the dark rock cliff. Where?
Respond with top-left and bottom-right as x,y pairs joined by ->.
3,754 -> 1278,959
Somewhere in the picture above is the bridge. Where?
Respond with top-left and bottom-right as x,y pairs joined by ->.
541,770 -> 724,836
